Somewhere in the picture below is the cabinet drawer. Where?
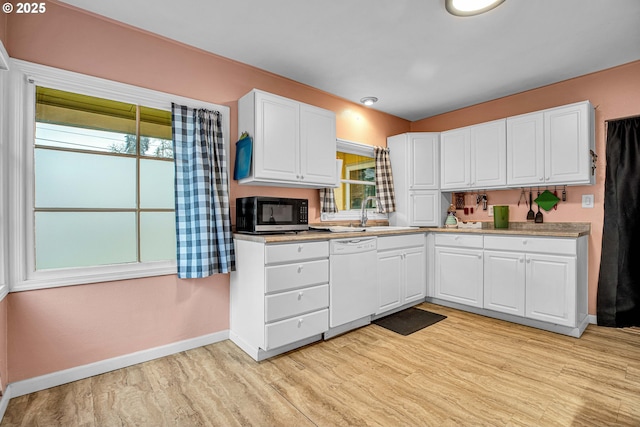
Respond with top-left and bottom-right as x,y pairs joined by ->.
377,233 -> 425,251
484,236 -> 576,256
265,259 -> 329,293
434,233 -> 483,249
265,284 -> 329,323
265,308 -> 328,350
265,241 -> 329,264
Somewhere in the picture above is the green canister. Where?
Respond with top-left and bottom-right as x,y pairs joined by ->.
493,205 -> 509,229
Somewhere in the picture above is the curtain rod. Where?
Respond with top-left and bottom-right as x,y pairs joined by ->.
605,113 -> 640,123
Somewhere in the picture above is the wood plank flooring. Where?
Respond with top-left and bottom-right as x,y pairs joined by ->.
3,302 -> 640,426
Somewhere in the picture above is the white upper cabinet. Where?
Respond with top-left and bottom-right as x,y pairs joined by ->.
441,119 -> 506,191
238,89 -> 336,188
507,101 -> 594,187
408,133 -> 439,190
506,112 -> 544,186
388,133 -> 443,227
544,102 -> 593,185
300,104 -> 338,185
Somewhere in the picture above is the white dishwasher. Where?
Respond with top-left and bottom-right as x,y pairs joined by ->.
325,237 -> 378,339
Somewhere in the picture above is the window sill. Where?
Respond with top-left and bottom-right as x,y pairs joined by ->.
321,210 -> 388,223
11,262 -> 177,292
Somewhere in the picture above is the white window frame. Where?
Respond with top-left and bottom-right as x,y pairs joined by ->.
6,60 -> 230,292
0,41 -> 9,299
321,138 -> 387,222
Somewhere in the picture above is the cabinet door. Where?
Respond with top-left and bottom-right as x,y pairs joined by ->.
254,92 -> 300,181
544,103 -> 591,185
525,254 -> 576,327
440,128 -> 470,190
377,250 -> 403,314
483,250 -> 525,316
434,247 -> 483,307
409,191 -> 440,227
300,104 -> 337,186
471,119 -> 506,188
404,246 -> 426,304
506,112 -> 544,186
409,133 -> 439,190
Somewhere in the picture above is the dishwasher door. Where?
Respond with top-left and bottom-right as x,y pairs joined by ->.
329,237 -> 378,328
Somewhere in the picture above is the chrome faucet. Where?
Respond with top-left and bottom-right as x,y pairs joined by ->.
360,196 -> 380,227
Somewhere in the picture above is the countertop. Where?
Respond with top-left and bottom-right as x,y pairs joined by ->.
233,222 -> 591,243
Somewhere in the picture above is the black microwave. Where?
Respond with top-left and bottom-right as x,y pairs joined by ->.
236,197 -> 309,233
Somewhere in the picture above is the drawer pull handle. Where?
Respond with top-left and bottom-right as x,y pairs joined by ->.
298,291 -> 304,300
298,318 -> 304,327
297,265 -> 304,273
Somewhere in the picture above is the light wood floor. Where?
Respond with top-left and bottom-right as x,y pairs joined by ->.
3,302 -> 640,426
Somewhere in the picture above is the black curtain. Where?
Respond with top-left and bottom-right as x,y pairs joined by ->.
597,117 -> 640,327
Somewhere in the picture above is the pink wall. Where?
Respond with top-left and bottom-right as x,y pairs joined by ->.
412,60 -> 640,316
4,1 -> 410,382
0,298 -> 6,390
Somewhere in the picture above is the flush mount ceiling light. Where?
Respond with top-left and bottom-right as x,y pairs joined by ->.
360,97 -> 378,106
445,0 -> 505,16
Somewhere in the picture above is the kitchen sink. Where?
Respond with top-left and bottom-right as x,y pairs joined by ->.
364,226 -> 420,231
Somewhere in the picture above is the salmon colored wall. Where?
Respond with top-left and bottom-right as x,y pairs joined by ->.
4,1 -> 409,382
411,60 -> 640,316
0,298 -> 7,390
7,276 -> 228,381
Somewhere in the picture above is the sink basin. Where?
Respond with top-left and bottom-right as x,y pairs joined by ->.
364,226 -> 420,232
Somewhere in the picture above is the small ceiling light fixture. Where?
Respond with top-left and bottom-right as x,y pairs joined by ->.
445,0 -> 505,16
360,96 -> 378,106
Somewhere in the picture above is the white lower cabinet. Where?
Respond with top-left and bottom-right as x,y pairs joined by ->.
376,234 -> 426,315
430,232 -> 588,337
483,250 -> 526,316
434,246 -> 483,308
525,253 -> 576,327
433,234 -> 484,308
230,239 -> 329,361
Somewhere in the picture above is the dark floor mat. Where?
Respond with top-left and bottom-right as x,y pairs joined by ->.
373,307 -> 447,336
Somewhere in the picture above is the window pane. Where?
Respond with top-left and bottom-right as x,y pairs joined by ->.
35,148 -> 136,208
336,151 -> 376,211
36,87 -> 136,153
140,212 -> 176,262
140,159 -> 174,209
35,212 -> 137,270
342,183 -> 377,210
140,106 -> 173,158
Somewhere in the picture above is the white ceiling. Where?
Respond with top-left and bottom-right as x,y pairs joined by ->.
58,0 -> 640,121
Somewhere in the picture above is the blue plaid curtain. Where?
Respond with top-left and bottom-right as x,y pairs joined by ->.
172,103 -> 235,278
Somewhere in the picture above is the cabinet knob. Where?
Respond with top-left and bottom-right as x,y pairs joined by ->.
297,265 -> 304,273
539,177 -> 544,181
527,259 -> 531,264
298,318 -> 304,327
300,175 -> 304,180
298,291 -> 304,300
297,245 -> 303,252
477,254 -> 482,259
519,257 -> 524,263
522,239 -> 528,245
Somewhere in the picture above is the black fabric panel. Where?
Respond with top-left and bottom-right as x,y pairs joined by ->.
597,118 -> 640,327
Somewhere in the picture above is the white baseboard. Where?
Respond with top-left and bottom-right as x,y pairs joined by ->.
588,314 -> 597,324
7,330 -> 229,399
0,384 -> 13,422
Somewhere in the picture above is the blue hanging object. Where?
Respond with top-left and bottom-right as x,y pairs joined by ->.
233,133 -> 252,180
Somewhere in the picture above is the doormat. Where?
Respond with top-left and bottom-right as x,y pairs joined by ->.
373,307 -> 447,336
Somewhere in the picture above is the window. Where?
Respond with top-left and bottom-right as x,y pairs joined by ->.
34,87 -> 175,270
7,60 -> 230,291
322,139 -> 385,222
